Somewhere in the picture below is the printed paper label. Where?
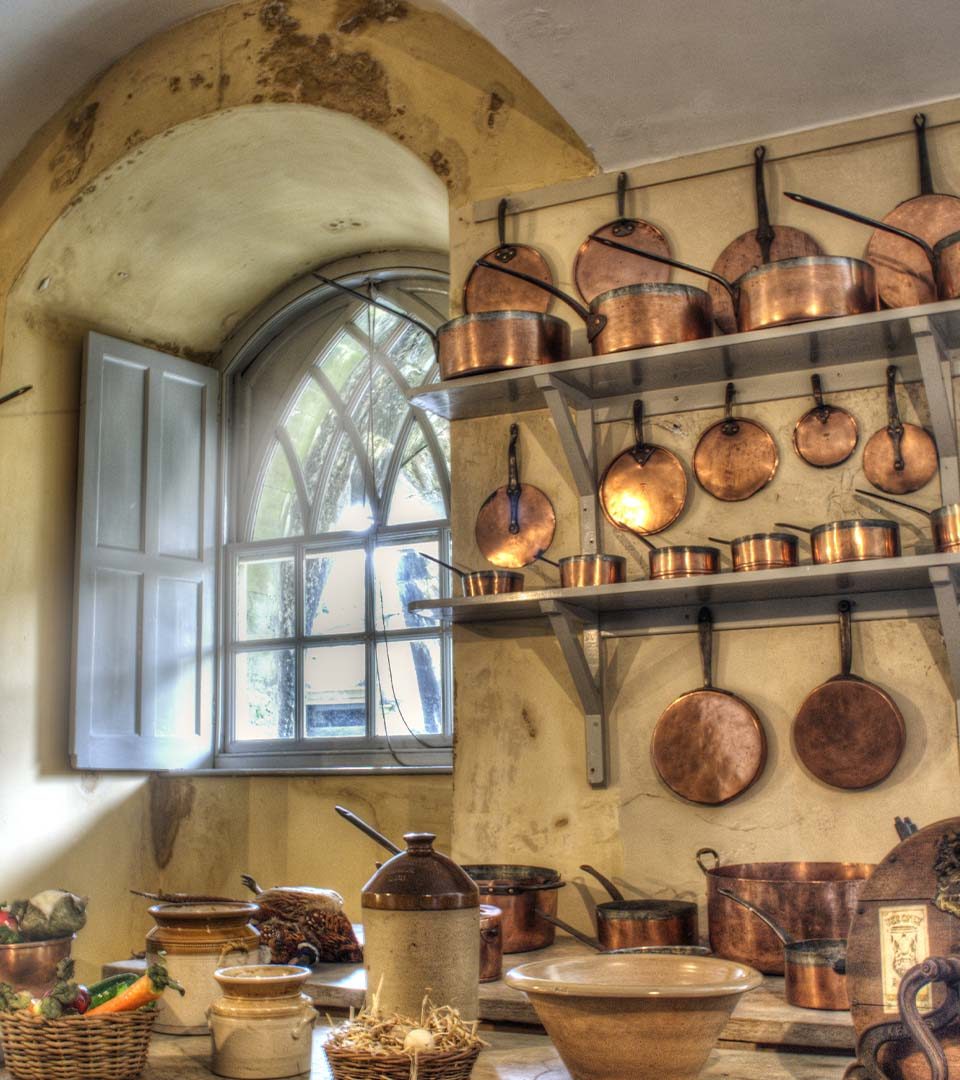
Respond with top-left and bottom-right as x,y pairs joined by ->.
879,904 -> 933,1012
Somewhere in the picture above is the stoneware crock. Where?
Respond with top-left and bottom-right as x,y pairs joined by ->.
209,965 -> 316,1080
505,952 -> 762,1080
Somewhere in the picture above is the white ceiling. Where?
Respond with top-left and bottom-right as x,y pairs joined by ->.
4,0 -> 960,179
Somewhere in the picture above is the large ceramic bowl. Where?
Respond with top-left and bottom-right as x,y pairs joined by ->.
505,952 -> 762,1080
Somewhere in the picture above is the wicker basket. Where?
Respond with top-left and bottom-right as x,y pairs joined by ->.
0,1010 -> 157,1080
324,1042 -> 481,1080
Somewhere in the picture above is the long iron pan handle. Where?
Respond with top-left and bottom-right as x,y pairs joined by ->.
536,910 -> 603,951
915,113 -> 935,197
580,864 -> 626,903
754,146 -> 775,265
314,274 -> 439,349
717,887 -> 794,946
854,488 -> 929,517
589,234 -> 738,301
334,805 -> 402,856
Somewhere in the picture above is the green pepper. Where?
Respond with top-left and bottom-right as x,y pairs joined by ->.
87,973 -> 138,1009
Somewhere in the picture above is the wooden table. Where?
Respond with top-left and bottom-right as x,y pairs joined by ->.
106,935 -> 856,1051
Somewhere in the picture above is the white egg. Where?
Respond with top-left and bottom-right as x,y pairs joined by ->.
403,1028 -> 436,1052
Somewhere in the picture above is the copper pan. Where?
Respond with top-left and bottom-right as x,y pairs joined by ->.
475,424 -> 556,568
785,190 -> 960,305
418,551 -> 525,597
651,607 -> 767,805
866,114 -> 960,308
775,519 -> 900,564
696,847 -> 873,974
463,199 -> 554,314
462,865 -> 564,953
717,888 -> 848,1010
540,553 -> 627,588
693,382 -> 778,501
580,864 -> 699,950
709,146 -> 824,334
634,532 -> 720,579
600,400 -> 688,534
861,365 -> 938,495
855,487 -> 960,553
536,913 -> 710,956
708,532 -> 798,572
479,904 -> 503,983
573,172 -> 671,301
602,236 -> 877,333
793,374 -> 859,468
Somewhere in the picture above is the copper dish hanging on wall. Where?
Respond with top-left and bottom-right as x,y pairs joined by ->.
861,365 -> 938,495
463,198 -> 555,314
693,383 -> 779,501
792,374 -> 859,468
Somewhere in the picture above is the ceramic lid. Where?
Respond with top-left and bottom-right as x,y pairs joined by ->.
361,833 -> 479,911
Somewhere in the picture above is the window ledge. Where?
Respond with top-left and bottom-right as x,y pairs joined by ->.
158,764 -> 453,777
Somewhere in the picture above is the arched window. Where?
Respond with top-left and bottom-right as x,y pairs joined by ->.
223,258 -> 452,770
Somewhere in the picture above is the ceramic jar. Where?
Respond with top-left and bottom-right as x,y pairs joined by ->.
362,832 -> 480,1021
146,902 -> 261,1035
209,965 -> 316,1079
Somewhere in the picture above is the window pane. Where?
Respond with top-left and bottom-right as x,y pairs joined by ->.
369,365 -> 408,494
235,649 -> 296,740
387,423 -> 445,525
315,438 -> 372,533
305,549 -> 365,635
319,331 -> 366,398
252,443 -> 303,540
374,542 -> 440,630
352,304 -> 400,345
237,556 -> 295,640
376,638 -> 443,736
305,644 -> 366,738
391,324 -> 435,388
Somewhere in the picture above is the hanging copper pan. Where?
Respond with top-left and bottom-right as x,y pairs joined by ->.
785,190 -> 960,304
710,146 -> 824,334
793,374 -> 859,468
855,487 -> 960,553
599,400 -> 687,535
573,172 -> 671,302
651,607 -> 767,805
418,552 -> 525,597
707,532 -> 798,572
475,424 -> 556,568
866,114 -> 960,308
693,382 -> 779,501
463,198 -> 554,314
862,365 -> 938,494
792,601 -> 905,790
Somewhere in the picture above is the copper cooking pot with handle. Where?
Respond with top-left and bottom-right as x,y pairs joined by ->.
775,519 -> 900,564
636,534 -> 720,579
539,553 -> 627,588
696,847 -> 873,974
418,551 -> 525,597
707,532 -> 798,572
461,865 -> 565,954
580,864 -> 698,949
537,912 -> 710,956
855,488 -> 960,553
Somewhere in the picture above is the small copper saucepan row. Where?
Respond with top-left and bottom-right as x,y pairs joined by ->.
540,553 -> 627,588
708,532 -> 799,572
775,519 -> 900,564
537,912 -> 709,956
856,488 -> 960,553
419,551 -> 524,596
634,533 -> 720,579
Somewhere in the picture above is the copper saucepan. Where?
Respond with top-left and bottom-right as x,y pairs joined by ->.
597,234 -> 877,333
785,190 -> 960,303
708,532 -> 799,572
477,257 -> 711,355
419,551 -> 524,597
539,553 -> 627,588
855,488 -> 960,553
580,864 -> 699,949
717,888 -> 848,1010
537,912 -> 709,956
462,865 -> 565,953
775,519 -> 900,564
635,533 -> 720,579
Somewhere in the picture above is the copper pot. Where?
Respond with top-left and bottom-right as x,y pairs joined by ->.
808,519 -> 900,564
538,912 -> 708,956
710,532 -> 798,572
648,544 -> 720,580
855,489 -> 960,553
581,865 -> 698,950
546,553 -> 626,588
0,936 -> 74,997
462,865 -> 564,954
696,848 -> 873,974
479,904 -> 503,983
462,570 -> 525,596
437,310 -> 572,379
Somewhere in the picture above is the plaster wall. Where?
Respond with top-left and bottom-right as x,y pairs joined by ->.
450,105 -> 960,934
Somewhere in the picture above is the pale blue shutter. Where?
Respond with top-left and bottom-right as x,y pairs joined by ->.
71,333 -> 218,770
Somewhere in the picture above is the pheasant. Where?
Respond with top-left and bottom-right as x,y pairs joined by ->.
241,876 -> 363,964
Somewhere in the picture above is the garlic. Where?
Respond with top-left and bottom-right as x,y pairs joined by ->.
403,1028 -> 435,1052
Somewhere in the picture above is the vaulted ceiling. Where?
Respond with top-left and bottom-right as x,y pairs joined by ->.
4,0 -> 960,178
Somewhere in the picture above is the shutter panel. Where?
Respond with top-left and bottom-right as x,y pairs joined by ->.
71,332 -> 218,770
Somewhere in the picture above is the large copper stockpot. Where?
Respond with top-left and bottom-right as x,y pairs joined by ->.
709,532 -> 798,572
604,242 -> 878,333
462,865 -> 565,954
696,848 -> 873,974
856,488 -> 960,553
776,519 -> 901,564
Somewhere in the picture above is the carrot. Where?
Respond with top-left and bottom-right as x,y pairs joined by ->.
85,961 -> 184,1016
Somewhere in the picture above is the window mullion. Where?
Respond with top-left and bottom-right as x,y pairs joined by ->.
295,540 -> 305,745
365,532 -> 377,740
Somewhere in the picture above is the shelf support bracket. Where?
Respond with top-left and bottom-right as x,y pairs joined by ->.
535,373 -> 600,554
911,316 -> 959,505
540,598 -> 606,788
929,564 -> 960,770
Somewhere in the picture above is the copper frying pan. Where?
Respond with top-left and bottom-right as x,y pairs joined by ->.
600,400 -> 688,535
463,198 -> 554,314
693,382 -> 779,501
651,607 -> 767,805
710,146 -> 823,334
793,374 -> 859,468
793,601 -> 905,790
475,424 -> 556,568
862,365 -> 938,495
866,114 -> 960,308
573,172 -> 671,301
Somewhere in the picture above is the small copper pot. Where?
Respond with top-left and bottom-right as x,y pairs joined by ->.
809,519 -> 900,564
558,554 -> 626,588
479,904 -> 503,983
0,936 -> 74,997
648,545 -> 720,580
462,570 -> 525,596
463,865 -> 564,954
596,900 -> 699,950
715,532 -> 798,572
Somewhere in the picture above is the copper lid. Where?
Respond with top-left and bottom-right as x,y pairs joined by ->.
361,833 -> 479,911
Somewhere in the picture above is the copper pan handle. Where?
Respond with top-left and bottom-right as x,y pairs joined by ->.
774,522 -> 812,534
884,365 -> 906,472
721,381 -> 740,436
717,887 -> 794,946
811,374 -> 831,422
612,171 -> 635,237
536,911 -> 603,951
334,805 -> 402,856
854,488 -> 929,516
506,423 -> 521,534
630,529 -> 658,551
494,198 -> 517,263
580,864 -> 626,903
631,399 -> 656,466
783,192 -> 938,269
698,606 -> 713,690
589,234 -> 738,302
314,275 -> 439,349
915,113 -> 935,197
695,847 -> 720,874
417,550 -> 471,579
838,600 -> 853,678
754,146 -> 775,265
474,258 -> 607,342
707,537 -> 734,545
